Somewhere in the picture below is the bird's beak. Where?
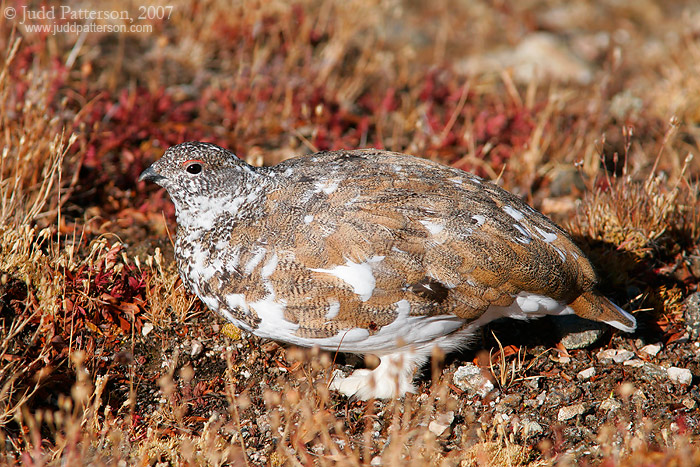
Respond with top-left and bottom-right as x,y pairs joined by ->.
139,166 -> 165,184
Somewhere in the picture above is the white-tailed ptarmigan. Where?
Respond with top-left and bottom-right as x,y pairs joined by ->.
140,142 -> 636,400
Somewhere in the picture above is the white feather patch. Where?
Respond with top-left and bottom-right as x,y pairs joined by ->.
311,256 -> 384,301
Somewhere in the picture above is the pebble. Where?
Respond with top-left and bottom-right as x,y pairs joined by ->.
499,393 -> 523,408
428,411 -> 454,437
453,363 -> 495,397
190,339 -> 204,358
682,398 -> 697,410
667,367 -> 693,386
577,367 -> 595,381
536,391 -> 547,406
623,359 -> 644,367
684,292 -> 700,339
558,403 -> 586,421
596,349 -> 635,363
141,322 -> 154,337
524,377 -> 540,390
639,343 -> 662,357
521,419 -> 544,438
554,315 -> 607,349
631,389 -> 648,404
599,398 -> 622,413
641,362 -> 668,380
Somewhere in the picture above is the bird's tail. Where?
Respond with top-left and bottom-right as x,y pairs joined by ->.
569,291 -> 636,333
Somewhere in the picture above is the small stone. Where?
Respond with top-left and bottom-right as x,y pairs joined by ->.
596,349 -> 634,363
596,349 -> 617,361
190,339 -> 203,358
557,403 -> 586,421
500,393 -> 523,408
682,398 -> 697,410
599,398 -> 622,413
623,359 -> 644,367
667,367 -> 693,386
523,398 -> 537,408
370,456 -> 382,466
536,391 -> 547,406
577,367 -> 595,381
428,411 -> 454,437
553,315 -> 607,349
524,377 -> 540,390
521,419 -> 543,438
683,292 -> 700,339
612,350 -> 634,363
641,362 -> 668,380
141,322 -> 154,337
640,344 -> 662,357
631,389 -> 647,404
453,363 -> 495,397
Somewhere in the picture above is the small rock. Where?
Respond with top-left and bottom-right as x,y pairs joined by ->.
428,411 -> 454,437
577,367 -> 596,381
141,322 -> 154,337
536,391 -> 547,406
684,292 -> 700,339
596,349 -> 617,361
623,359 -> 644,367
523,398 -> 538,408
639,343 -> 662,357
596,349 -> 634,363
599,398 -> 622,413
370,456 -> 382,466
453,363 -> 495,397
667,367 -> 693,386
631,389 -> 648,405
641,362 -> 668,380
558,403 -> 586,421
611,350 -> 635,363
682,398 -> 697,410
190,339 -> 203,358
553,315 -> 607,349
521,419 -> 543,438
524,377 -> 540,390
499,393 -> 523,408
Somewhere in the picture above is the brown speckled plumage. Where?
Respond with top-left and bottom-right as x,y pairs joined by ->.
140,142 -> 636,399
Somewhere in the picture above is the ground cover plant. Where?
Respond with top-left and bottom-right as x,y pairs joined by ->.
1,0 -> 699,465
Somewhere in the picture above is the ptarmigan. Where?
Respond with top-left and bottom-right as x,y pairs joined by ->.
140,142 -> 636,400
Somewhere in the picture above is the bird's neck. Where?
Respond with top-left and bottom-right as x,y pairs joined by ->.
174,168 -> 273,234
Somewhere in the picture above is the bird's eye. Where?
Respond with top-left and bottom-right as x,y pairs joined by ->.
185,161 -> 202,174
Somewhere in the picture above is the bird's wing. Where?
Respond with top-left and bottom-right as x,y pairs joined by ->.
255,150 -> 602,338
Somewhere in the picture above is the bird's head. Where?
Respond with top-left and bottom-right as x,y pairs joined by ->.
140,142 -> 261,226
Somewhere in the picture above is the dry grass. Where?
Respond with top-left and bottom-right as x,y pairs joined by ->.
1,0 -> 699,465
